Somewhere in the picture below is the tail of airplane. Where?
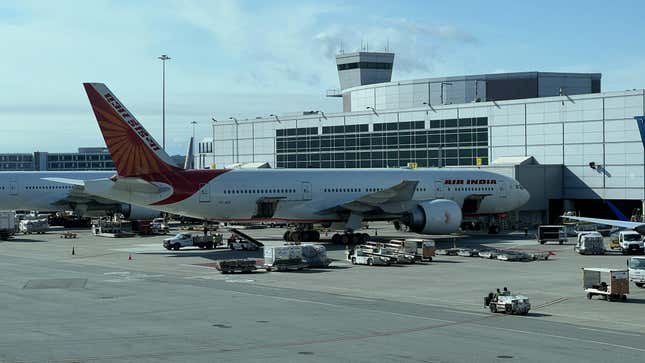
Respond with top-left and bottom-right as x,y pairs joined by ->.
83,83 -> 182,177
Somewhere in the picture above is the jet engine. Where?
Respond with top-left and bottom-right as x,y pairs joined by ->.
120,204 -> 162,220
405,199 -> 462,235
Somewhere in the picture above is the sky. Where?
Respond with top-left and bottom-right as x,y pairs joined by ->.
1,0 -> 644,155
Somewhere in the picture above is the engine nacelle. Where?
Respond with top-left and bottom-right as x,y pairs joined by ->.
406,199 -> 462,235
120,204 -> 162,220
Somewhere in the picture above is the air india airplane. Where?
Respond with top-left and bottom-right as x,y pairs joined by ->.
46,83 -> 530,243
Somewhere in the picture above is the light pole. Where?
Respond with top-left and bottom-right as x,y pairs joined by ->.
440,81 -> 452,105
158,54 -> 171,150
229,117 -> 239,163
366,106 -> 378,116
190,121 -> 197,139
269,114 -> 281,123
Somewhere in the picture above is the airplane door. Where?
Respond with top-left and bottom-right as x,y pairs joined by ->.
434,180 -> 445,198
199,183 -> 210,203
499,181 -> 507,198
301,182 -> 312,201
9,179 -> 17,196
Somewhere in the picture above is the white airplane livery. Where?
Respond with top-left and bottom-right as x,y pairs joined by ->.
0,171 -> 162,219
48,83 -> 530,242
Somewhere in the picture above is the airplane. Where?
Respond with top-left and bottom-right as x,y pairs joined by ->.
0,171 -> 162,219
0,138 -> 196,219
46,82 -> 530,243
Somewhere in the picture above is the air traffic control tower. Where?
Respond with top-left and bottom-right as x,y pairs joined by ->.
330,51 -> 395,111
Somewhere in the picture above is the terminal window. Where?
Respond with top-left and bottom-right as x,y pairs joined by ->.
275,117 -> 488,168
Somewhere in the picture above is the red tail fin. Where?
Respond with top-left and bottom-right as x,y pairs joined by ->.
83,83 -> 181,177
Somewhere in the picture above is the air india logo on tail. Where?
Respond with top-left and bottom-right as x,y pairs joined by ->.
103,93 -> 161,151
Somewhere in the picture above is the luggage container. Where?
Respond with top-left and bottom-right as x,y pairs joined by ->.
582,268 -> 629,301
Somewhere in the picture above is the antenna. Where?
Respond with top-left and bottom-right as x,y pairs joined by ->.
360,39 -> 364,51
385,39 -> 390,52
339,40 -> 344,54
366,41 -> 369,52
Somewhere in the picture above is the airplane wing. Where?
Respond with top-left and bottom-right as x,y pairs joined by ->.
43,177 -> 168,194
319,180 -> 419,214
562,215 -> 645,234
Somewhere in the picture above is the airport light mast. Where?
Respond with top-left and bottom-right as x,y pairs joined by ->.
158,54 -> 171,150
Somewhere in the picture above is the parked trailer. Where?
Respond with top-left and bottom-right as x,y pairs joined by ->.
537,225 -> 567,245
216,259 -> 257,274
0,212 -> 17,240
582,268 -> 629,301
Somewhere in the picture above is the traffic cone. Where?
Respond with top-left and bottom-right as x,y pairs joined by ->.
128,253 -> 133,261
72,246 -> 75,256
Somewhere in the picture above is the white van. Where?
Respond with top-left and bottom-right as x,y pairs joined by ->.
628,256 -> 645,288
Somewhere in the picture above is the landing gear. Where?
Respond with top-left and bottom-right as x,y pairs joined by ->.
331,232 -> 370,245
283,229 -> 321,242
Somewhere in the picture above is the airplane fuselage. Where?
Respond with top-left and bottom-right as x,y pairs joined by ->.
88,168 -> 529,222
0,171 -> 114,211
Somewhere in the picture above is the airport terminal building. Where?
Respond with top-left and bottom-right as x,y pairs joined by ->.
197,52 -> 645,225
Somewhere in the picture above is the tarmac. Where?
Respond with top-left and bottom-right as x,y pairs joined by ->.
1,223 -> 644,362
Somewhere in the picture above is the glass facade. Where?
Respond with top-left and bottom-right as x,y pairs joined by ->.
275,118 -> 488,168
203,89 -> 645,200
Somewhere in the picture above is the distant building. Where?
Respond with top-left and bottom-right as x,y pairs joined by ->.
0,148 -> 113,171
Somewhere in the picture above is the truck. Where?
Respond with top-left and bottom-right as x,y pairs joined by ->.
628,256 -> 645,288
163,233 -> 220,250
536,225 -> 567,245
574,231 -> 605,255
0,211 -> 17,240
18,218 -> 49,234
348,249 -> 392,266
615,231 -> 644,255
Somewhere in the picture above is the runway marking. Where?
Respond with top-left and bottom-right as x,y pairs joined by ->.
210,284 -> 645,353
476,324 -> 645,353
573,326 -> 642,337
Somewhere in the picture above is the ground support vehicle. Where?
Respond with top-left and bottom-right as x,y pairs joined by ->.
527,251 -> 550,260
0,211 -> 17,240
574,232 -> 605,255
92,218 -> 133,238
216,259 -> 257,274
348,249 -> 391,266
457,248 -> 479,257
582,268 -> 629,301
628,257 -> 645,288
228,236 -> 259,251
264,245 -> 308,271
615,231 -> 644,255
301,244 -> 331,267
19,218 -> 49,234
163,233 -> 218,250
150,218 -> 169,234
478,249 -> 501,259
537,225 -> 567,245
484,290 -> 531,315
436,248 -> 459,256
497,251 -> 531,262
385,238 -> 435,262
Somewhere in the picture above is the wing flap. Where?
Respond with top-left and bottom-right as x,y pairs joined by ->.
319,180 -> 419,215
